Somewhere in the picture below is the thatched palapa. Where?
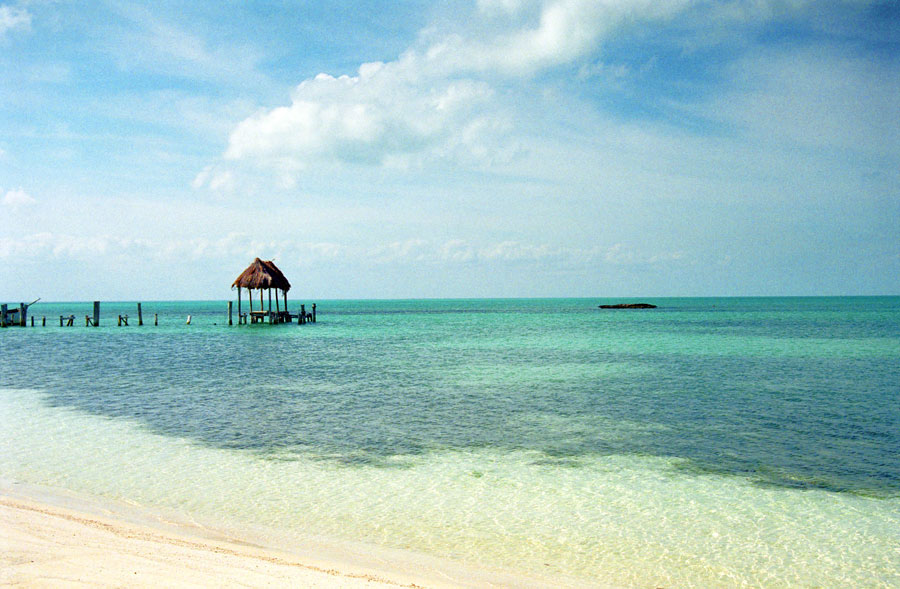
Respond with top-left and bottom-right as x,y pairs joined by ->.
232,258 -> 291,292
232,258 -> 292,324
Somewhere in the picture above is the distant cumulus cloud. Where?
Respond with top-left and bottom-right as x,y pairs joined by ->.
0,232 -> 683,272
214,0 -> 707,183
223,64 -> 503,174
2,187 -> 36,209
0,4 -> 30,37
432,0 -> 693,76
208,0 -> 873,188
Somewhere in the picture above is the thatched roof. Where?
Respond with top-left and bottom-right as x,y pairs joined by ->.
232,258 -> 291,292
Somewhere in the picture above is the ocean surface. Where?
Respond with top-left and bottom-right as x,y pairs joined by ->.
2,297 -> 899,587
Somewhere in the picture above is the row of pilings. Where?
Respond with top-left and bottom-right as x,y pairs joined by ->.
2,301 -> 316,328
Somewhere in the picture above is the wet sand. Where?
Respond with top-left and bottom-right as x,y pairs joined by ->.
0,484 -> 572,589
0,495 -> 427,588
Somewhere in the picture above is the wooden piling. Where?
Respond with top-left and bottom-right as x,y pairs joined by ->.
228,301 -> 233,326
300,304 -> 306,325
154,313 -> 158,326
31,316 -> 34,327
1,304 -> 7,328
312,303 -> 316,323
92,301 -> 100,328
20,303 -> 27,327
137,303 -> 143,326
42,316 -> 46,327
60,315 -> 64,327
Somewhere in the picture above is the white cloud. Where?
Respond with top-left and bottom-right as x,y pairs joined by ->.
438,0 -> 692,76
0,231 -> 685,273
222,64 -> 500,173
208,0 -> 878,188
2,187 -> 36,209
439,239 -> 476,262
0,4 -> 30,37
192,164 -> 237,193
215,0 -> 705,181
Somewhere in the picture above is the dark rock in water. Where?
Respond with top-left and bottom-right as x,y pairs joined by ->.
598,303 -> 657,309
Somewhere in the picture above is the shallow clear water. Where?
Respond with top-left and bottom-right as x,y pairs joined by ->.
2,297 -> 899,586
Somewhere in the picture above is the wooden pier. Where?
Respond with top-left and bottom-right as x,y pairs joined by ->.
1,299 -> 39,327
4,269 -> 317,330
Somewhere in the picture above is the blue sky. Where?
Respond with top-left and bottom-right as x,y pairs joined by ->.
1,0 -> 898,300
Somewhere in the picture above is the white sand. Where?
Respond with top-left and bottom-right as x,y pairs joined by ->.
0,485 -> 571,588
0,496 -> 429,588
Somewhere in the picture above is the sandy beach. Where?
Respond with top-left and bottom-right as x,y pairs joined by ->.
0,483 -> 570,589
0,495 -> 428,588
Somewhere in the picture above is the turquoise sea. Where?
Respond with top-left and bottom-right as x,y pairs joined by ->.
2,297 -> 899,587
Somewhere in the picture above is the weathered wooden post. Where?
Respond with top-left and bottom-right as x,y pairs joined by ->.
237,287 -> 242,324
93,301 -> 100,328
137,303 -> 143,326
312,303 -> 316,323
300,304 -> 306,325
1,304 -> 7,328
31,316 -> 34,327
228,301 -> 233,326
154,313 -> 158,326
19,303 -> 27,327
42,316 -> 46,327
60,315 -> 64,327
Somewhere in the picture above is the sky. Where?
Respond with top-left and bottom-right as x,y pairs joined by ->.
1,0 -> 898,300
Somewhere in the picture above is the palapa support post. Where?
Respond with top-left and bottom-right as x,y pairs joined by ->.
228,301 -> 233,326
93,301 -> 100,328
137,303 -> 143,326
1,304 -> 7,328
237,287 -> 242,324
